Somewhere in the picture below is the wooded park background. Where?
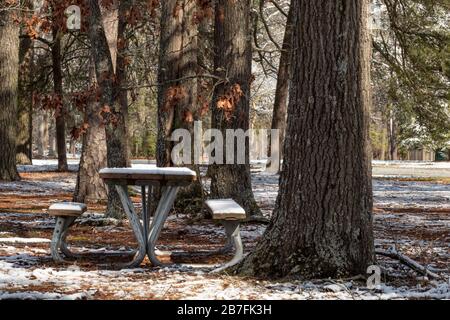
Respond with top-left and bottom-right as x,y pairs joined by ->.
0,0 -> 449,283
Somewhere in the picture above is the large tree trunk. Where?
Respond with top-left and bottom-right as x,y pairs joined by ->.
269,4 -> 294,171
87,0 -> 129,219
0,7 -> 20,181
75,0 -> 127,204
209,0 -> 261,217
51,27 -> 68,171
16,9 -> 34,165
73,60 -> 108,203
237,0 -> 374,278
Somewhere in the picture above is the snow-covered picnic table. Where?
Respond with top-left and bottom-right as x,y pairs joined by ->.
99,167 -> 197,268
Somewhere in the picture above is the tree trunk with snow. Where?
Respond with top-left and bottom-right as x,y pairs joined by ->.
236,0 -> 375,278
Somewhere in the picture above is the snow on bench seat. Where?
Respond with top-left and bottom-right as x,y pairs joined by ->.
205,199 -> 246,220
48,202 -> 87,217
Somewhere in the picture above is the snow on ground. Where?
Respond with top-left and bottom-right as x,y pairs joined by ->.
20,159 -> 450,176
372,160 -> 450,178
0,161 -> 449,300
18,159 -> 80,173
373,160 -> 450,169
374,180 -> 450,210
0,255 -> 448,300
0,238 -> 50,244
0,178 -> 75,196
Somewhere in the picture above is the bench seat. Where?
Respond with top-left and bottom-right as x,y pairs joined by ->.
205,199 -> 246,272
205,199 -> 246,220
48,202 -> 87,217
48,202 -> 87,262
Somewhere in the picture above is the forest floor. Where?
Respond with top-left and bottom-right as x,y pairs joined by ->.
0,160 -> 448,300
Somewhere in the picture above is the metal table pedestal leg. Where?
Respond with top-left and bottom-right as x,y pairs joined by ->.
115,185 -> 147,268
212,221 -> 244,273
147,187 -> 180,267
60,216 -> 79,258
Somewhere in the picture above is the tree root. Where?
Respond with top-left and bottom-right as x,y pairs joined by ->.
244,216 -> 270,224
375,248 -> 444,280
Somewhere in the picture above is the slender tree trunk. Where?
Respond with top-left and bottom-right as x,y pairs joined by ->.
0,7 -> 20,181
16,16 -> 34,165
388,111 -> 398,160
37,111 -> 48,157
36,117 -> 44,157
236,0 -> 374,278
47,116 -> 56,157
269,4 -> 294,170
51,27 -> 68,171
116,0 -> 131,166
87,0 -> 128,219
209,0 -> 261,217
101,1 -> 119,73
156,0 -> 204,210
380,126 -> 387,161
157,0 -> 183,167
74,60 -> 108,203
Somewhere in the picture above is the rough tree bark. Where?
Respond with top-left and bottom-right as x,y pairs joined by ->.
115,0 -> 131,166
157,0 -> 203,208
101,1 -> 118,73
17,2 -> 34,165
51,26 -> 68,171
17,36 -> 33,165
87,0 -> 129,218
36,111 -> 49,157
0,7 -> 20,181
236,0 -> 375,278
73,60 -> 108,203
269,4 -> 294,170
74,0 -> 127,204
209,0 -> 261,217
157,0 -> 183,167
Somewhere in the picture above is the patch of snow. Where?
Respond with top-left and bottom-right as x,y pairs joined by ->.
18,159 -> 80,173
0,291 -> 92,300
373,161 -> 450,169
0,238 -> 50,244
